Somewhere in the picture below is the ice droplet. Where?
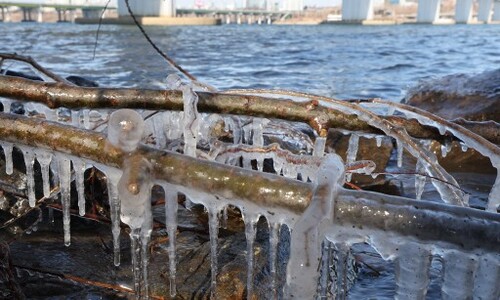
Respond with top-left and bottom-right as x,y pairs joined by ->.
108,109 -> 145,152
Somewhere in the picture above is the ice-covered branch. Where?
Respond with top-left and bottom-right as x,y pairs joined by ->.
0,112 -> 498,254
0,75 -> 498,144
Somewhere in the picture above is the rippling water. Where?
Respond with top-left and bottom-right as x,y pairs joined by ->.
1,22 -> 500,100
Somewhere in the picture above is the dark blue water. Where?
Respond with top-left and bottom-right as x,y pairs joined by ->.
1,23 -> 500,101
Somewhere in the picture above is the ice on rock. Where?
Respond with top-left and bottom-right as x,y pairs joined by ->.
286,154 -> 344,299
107,109 -> 145,153
34,149 -> 53,198
376,136 -> 382,148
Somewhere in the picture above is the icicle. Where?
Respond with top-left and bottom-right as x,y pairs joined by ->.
396,138 -> 404,168
208,206 -> 220,297
441,251 -> 476,300
181,85 -> 200,157
440,144 -> 448,158
252,118 -> 269,171
460,142 -> 468,152
21,147 -> 36,207
72,158 -> 87,216
243,212 -> 259,300
268,222 -> 280,300
376,136 -> 382,148
313,137 -> 326,157
71,110 -> 80,127
345,134 -> 359,182
222,206 -> 228,229
118,156 -> 153,299
243,123 -> 252,144
415,158 -> 426,201
82,109 -> 91,129
318,241 -> 332,299
34,150 -> 52,198
394,243 -> 431,299
57,155 -> 72,246
1,142 -> 14,175
162,184 -> 178,298
273,159 -> 283,176
286,154 -> 344,299
105,167 -> 122,267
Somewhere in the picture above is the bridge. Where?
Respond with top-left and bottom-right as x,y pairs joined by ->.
342,0 -> 500,24
0,0 -> 114,22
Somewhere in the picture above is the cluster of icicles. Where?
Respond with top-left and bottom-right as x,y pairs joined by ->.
0,74 -> 499,299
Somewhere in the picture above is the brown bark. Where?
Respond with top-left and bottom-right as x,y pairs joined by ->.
0,112 -> 498,253
1,75 -> 498,144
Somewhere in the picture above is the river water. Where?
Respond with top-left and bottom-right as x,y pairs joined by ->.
0,22 -> 499,299
1,22 -> 500,100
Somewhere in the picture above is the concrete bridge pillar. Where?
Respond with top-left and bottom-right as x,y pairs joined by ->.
493,1 -> 500,21
237,14 -> 242,24
226,14 -> 231,24
37,7 -> 43,23
0,7 -> 4,22
342,0 -> 374,22
248,15 -> 253,24
455,0 -> 473,23
118,0 -> 176,17
257,15 -> 262,25
478,0 -> 492,22
417,0 -> 441,23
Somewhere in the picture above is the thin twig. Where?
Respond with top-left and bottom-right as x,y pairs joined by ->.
0,53 -> 72,84
124,0 -> 197,81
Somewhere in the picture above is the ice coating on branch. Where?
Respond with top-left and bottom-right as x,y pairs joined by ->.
107,109 -> 145,153
118,156 -> 153,298
345,134 -> 359,182
472,254 -> 500,299
160,183 -> 179,298
56,154 -> 72,246
376,136 -> 382,148
252,118 -> 270,171
243,212 -> 259,300
0,98 -> 12,113
166,74 -> 200,157
82,109 -> 91,129
34,149 -> 52,198
286,154 -> 344,299
20,147 -> 36,207
1,142 -> 14,175
394,243 -> 431,299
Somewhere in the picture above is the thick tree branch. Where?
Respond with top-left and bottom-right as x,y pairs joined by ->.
0,75 -> 498,144
0,113 -> 498,252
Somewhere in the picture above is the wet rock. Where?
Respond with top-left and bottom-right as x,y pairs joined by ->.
429,140 -> 495,174
327,131 -> 393,186
405,69 -> 500,122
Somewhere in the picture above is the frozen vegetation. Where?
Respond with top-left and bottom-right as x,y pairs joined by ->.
0,66 -> 499,299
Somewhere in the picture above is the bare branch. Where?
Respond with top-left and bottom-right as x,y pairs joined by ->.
0,53 -> 72,84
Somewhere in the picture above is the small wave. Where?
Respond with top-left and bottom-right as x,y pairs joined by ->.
376,64 -> 417,71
